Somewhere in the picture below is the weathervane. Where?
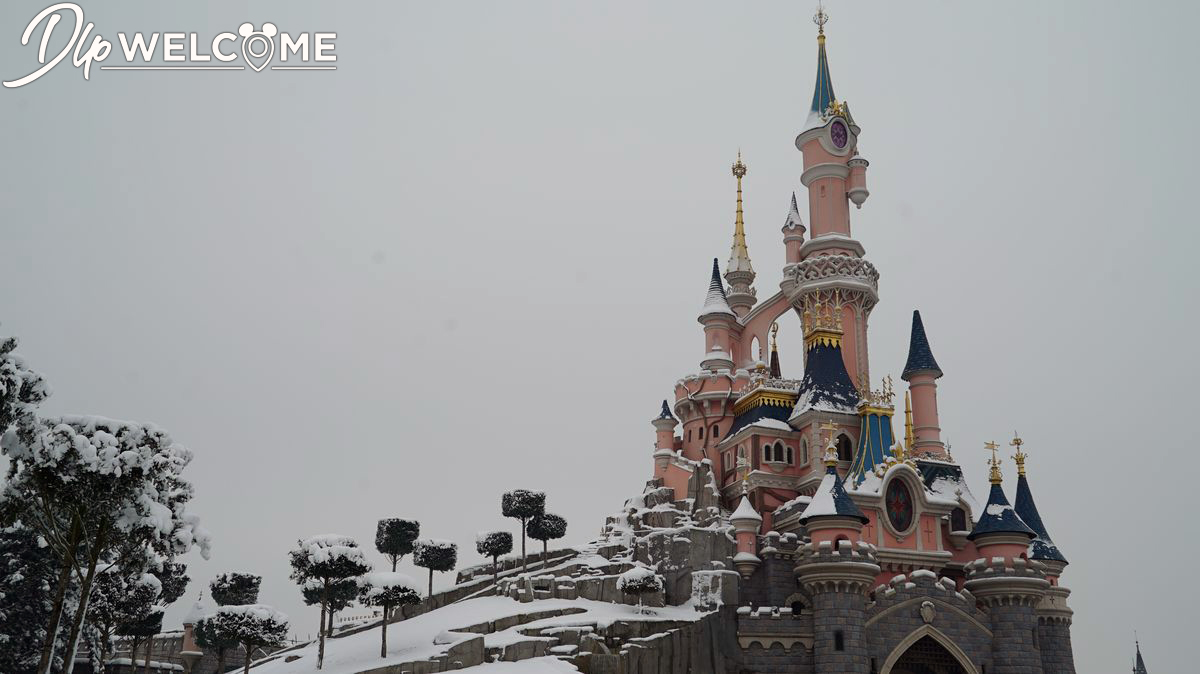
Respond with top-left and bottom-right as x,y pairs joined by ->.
985,441 -> 1002,484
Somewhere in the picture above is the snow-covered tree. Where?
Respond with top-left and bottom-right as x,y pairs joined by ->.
356,572 -> 420,657
0,335 -> 49,445
204,605 -> 289,674
0,523 -> 69,674
210,572 -> 261,607
151,561 -> 188,607
526,513 -> 567,558
413,539 -> 457,597
86,570 -> 159,671
118,607 -> 163,674
288,535 -> 369,669
301,577 -> 356,637
475,531 -> 512,588
501,490 -> 544,572
375,518 -> 419,572
0,416 -> 211,674
194,614 -> 239,674
617,566 -> 663,614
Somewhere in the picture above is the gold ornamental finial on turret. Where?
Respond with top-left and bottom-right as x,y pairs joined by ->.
814,2 -> 829,39
802,291 -> 843,349
1010,432 -> 1027,477
820,419 -> 840,466
985,441 -> 1002,484
770,321 -> 779,353
731,152 -> 748,253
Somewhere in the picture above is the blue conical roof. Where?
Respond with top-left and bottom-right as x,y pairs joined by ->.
1134,641 -> 1148,674
810,36 -> 837,116
658,400 -> 674,421
901,310 -> 943,380
967,483 -> 1036,541
1014,475 -> 1067,563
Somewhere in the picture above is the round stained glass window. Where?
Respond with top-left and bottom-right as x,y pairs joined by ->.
885,479 -> 914,532
830,120 -> 848,148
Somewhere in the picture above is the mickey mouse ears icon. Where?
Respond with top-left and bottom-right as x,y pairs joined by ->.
238,23 -> 278,72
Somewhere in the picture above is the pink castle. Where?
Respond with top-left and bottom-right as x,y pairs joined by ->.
647,9 -> 1074,673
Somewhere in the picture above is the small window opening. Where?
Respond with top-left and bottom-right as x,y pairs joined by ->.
711,424 -> 719,438
951,507 -> 967,531
699,426 -> 705,440
834,630 -> 845,651
836,434 -> 853,462
790,601 -> 804,616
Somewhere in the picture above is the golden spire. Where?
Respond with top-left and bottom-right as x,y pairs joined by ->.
727,151 -> 753,275
903,390 -> 915,451
985,441 -> 1002,484
1010,432 -> 1027,477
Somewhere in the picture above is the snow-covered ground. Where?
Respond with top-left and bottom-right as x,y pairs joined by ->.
252,596 -> 705,674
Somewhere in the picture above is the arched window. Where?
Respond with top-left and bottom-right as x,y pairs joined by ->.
762,445 -> 771,462
711,424 -> 719,439
801,438 -> 809,465
699,426 -> 705,440
687,429 -> 691,442
950,507 -> 967,532
836,434 -> 853,462
786,446 -> 794,464
790,600 -> 804,617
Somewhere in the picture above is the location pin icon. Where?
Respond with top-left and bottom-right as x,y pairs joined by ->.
238,23 -> 277,72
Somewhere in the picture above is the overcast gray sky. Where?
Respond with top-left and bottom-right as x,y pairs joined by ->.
1,1 -> 1196,671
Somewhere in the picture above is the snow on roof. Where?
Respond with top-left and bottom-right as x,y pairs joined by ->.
730,496 -> 762,523
748,418 -> 792,432
800,468 -> 867,523
700,259 -> 735,318
182,599 -> 210,625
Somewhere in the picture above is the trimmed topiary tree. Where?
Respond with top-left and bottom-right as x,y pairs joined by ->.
356,572 -> 420,658
87,570 -> 159,671
209,572 -> 261,607
475,531 -> 513,589
526,513 -> 567,558
194,614 -> 238,674
412,539 -> 457,597
118,607 -> 163,674
501,490 -> 545,572
375,519 -> 420,572
617,565 -> 663,614
206,605 -> 289,674
301,577 -> 357,637
288,535 -> 370,669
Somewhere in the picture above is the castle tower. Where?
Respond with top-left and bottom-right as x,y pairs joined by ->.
724,153 -> 757,316
901,310 -> 947,458
698,258 -> 737,371
782,192 -> 806,265
846,376 -> 895,485
788,10 -> 878,387
795,431 -> 878,674
965,443 -> 1049,674
1011,436 -> 1076,674
730,495 -> 763,578
651,400 -> 678,480
1133,641 -> 1148,674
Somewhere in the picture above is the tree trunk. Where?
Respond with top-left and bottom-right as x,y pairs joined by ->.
216,647 -> 226,674
427,568 -> 433,598
326,608 -> 335,637
62,523 -> 109,674
316,581 -> 328,670
37,517 -> 82,674
543,540 -> 548,558
379,602 -> 389,658
242,640 -> 252,674
143,637 -> 153,674
520,518 -> 527,572
391,556 -> 397,572
129,639 -> 142,673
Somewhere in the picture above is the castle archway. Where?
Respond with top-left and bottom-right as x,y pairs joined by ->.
881,626 -> 978,674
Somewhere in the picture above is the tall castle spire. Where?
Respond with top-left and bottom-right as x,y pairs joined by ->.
724,152 -> 756,315
810,6 -> 836,119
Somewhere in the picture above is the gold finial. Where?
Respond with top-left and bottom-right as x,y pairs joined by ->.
1010,432 -> 1027,477
802,291 -> 843,348
985,441 -> 1002,484
944,437 -> 953,462
736,452 -> 751,494
903,390 -> 915,451
820,419 -> 840,466
770,322 -> 779,353
813,2 -> 829,38
732,150 -> 747,179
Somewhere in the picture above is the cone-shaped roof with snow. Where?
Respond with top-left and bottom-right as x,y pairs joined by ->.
793,341 -> 860,415
801,463 -> 868,524
967,482 -> 1036,541
783,192 -> 805,232
1134,641 -> 1148,674
731,496 -> 762,524
658,399 -> 675,421
901,310 -> 943,381
1014,474 -> 1067,563
700,258 -> 735,317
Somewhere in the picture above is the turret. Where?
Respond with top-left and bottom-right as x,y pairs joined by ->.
729,495 -> 763,578
790,292 -> 860,420
781,192 -> 806,265
724,153 -> 756,316
901,310 -> 946,458
651,400 -> 678,479
698,258 -> 736,371
1133,641 -> 1148,674
800,431 -> 869,544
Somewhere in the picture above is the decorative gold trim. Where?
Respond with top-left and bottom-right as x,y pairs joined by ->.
733,389 -> 798,417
